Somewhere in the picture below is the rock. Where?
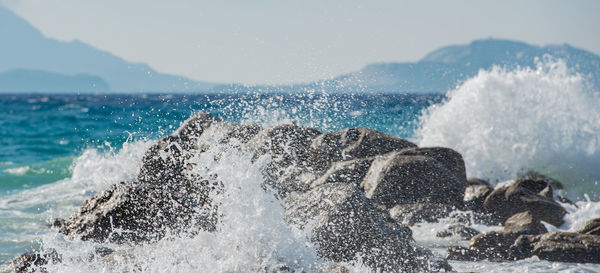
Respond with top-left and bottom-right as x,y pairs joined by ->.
10,250 -> 61,273
483,178 -> 567,226
246,124 -> 321,196
436,224 -> 480,240
504,211 -> 548,235
389,203 -> 455,225
284,183 -> 452,272
399,147 -> 467,184
509,232 -> 600,263
59,179 -> 219,243
308,128 -> 416,172
463,178 -> 493,212
309,156 -> 375,188
577,218 -> 600,236
59,113 -> 246,243
468,231 -> 522,261
445,246 -> 484,261
247,124 -> 321,167
361,152 -> 466,208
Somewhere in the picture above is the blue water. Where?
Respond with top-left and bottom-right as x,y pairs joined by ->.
0,93 -> 440,195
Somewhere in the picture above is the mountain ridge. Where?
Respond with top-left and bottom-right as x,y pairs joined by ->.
0,5 -> 215,93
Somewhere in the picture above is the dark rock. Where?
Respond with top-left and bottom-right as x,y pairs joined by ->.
308,128 -> 416,172
504,211 -> 548,235
467,178 -> 491,187
577,218 -> 600,236
445,246 -> 485,261
463,181 -> 493,213
483,178 -> 567,226
246,124 -> 321,196
309,157 -> 375,188
509,232 -> 600,263
10,250 -> 61,273
59,113 -> 240,243
284,183 -> 452,272
59,179 -> 219,243
436,224 -> 480,240
361,152 -> 466,208
399,147 -> 468,184
468,231 -> 522,261
137,112 -> 220,185
389,203 -> 455,225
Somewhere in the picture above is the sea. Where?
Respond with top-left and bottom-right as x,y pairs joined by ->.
1,61 -> 600,272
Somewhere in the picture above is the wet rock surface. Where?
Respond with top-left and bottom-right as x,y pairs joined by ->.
16,111 -> 600,271
483,177 -> 567,226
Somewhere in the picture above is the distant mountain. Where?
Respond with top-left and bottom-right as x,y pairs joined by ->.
213,39 -> 600,94
0,5 -> 214,93
0,69 -> 109,93
324,39 -> 600,93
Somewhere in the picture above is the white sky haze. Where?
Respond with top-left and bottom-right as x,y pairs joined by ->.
2,0 -> 599,85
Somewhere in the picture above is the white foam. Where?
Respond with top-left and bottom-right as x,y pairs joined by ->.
3,166 -> 30,175
416,57 -> 600,198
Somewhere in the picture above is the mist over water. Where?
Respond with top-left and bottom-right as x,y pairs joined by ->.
416,58 -> 600,199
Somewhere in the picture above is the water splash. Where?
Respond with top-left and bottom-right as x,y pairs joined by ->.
416,57 -> 600,198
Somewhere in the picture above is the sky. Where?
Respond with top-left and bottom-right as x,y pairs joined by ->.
1,0 -> 599,85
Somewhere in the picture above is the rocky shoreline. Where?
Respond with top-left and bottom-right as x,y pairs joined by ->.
11,112 -> 600,272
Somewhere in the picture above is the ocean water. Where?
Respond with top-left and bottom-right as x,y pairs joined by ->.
1,60 -> 599,272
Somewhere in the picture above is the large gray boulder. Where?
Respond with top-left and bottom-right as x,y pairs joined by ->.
360,152 -> 466,208
398,147 -> 467,184
483,178 -> 567,226
284,183 -> 452,272
308,128 -> 416,172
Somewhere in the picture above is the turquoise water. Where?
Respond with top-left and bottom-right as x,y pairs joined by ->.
0,93 -> 439,195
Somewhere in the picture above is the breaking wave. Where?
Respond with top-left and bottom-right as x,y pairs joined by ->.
416,57 -> 600,198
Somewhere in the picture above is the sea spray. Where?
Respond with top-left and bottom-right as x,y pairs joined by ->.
0,140 -> 151,268
28,126 -> 335,273
416,57 -> 600,198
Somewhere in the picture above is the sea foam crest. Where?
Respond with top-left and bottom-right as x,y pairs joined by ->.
416,57 -> 600,198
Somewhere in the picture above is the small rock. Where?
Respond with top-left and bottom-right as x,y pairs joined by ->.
504,211 -> 548,235
577,218 -> 600,236
509,232 -> 600,263
469,231 -> 521,261
483,178 -> 567,226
